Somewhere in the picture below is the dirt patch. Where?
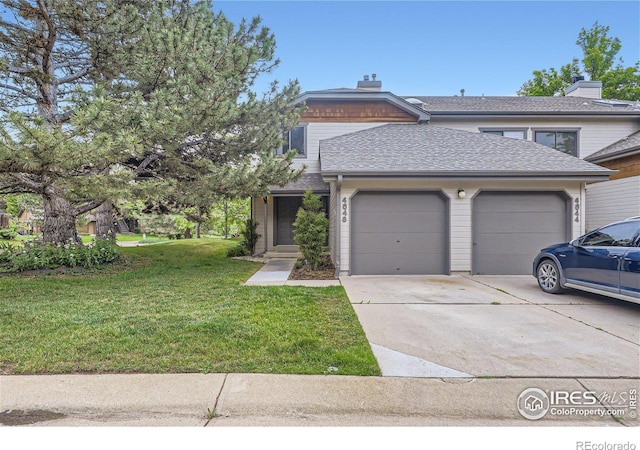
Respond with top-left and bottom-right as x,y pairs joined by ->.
0,409 -> 66,426
289,256 -> 337,280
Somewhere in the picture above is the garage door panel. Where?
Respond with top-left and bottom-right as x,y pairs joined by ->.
476,195 -> 565,212
473,192 -> 568,275
354,211 -> 447,233
476,254 -> 538,276
475,213 -> 566,233
353,231 -> 448,253
352,252 -> 447,275
351,192 -> 448,275
353,193 -> 445,213
474,231 -> 568,248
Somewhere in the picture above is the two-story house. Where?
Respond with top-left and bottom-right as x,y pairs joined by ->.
251,76 -> 640,276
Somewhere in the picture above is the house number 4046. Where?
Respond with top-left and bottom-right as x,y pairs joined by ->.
342,197 -> 348,223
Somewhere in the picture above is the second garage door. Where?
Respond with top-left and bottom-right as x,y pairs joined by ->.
351,191 -> 449,275
472,191 -> 570,275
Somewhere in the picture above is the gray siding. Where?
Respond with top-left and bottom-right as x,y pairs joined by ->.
586,176 -> 640,230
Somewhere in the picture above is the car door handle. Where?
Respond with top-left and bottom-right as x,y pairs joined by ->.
607,254 -> 620,258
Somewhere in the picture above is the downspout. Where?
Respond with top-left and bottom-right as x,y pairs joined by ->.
263,196 -> 268,255
334,175 -> 343,278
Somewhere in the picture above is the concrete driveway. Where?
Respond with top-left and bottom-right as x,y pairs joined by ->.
341,275 -> 640,378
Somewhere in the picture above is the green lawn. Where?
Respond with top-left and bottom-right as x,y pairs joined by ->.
0,239 -> 380,376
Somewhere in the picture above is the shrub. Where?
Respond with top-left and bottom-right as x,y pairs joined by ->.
241,218 -> 260,255
0,228 -> 17,240
293,190 -> 329,270
227,244 -> 249,257
5,239 -> 120,272
0,241 -> 17,263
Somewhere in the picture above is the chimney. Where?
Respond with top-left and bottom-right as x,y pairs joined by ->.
565,78 -> 602,99
357,73 -> 382,91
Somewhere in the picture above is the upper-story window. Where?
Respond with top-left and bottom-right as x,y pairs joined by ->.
481,129 -> 526,139
277,125 -> 306,157
534,130 -> 578,157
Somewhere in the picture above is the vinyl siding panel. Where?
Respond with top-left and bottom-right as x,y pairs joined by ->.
586,176 -> 640,230
328,181 -> 337,263
429,116 -> 640,159
291,122 -> 388,172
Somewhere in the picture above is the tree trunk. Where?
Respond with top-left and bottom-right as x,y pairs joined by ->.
42,188 -> 81,245
95,201 -> 117,241
224,201 -> 229,239
196,207 -> 201,239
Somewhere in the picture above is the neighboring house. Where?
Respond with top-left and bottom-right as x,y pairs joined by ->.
252,76 -> 640,276
17,209 -> 42,235
583,130 -> 640,229
17,210 -> 97,235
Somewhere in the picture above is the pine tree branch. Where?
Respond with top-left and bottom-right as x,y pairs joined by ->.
0,82 -> 39,101
76,199 -> 105,215
56,67 -> 90,85
10,172 -> 44,191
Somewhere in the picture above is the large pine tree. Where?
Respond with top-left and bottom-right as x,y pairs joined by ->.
0,0 -> 302,244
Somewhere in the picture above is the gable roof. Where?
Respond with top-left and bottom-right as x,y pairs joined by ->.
296,89 -> 430,123
405,96 -> 640,115
269,173 -> 329,194
585,130 -> 640,163
320,124 -> 614,179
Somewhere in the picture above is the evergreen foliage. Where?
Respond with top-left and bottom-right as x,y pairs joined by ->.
293,190 -> 328,270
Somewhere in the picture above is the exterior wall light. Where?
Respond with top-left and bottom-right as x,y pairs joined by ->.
457,189 -> 466,199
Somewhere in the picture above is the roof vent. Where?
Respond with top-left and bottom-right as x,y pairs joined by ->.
357,73 -> 382,91
592,99 -> 631,108
404,97 -> 426,110
572,76 -> 585,83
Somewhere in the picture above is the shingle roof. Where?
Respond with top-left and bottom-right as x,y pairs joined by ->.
320,124 -> 614,178
405,96 -> 640,114
269,173 -> 329,194
585,130 -> 640,162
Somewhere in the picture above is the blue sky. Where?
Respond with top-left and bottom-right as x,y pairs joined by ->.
214,1 -> 640,96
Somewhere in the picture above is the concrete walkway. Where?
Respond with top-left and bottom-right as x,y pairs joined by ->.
244,258 -> 340,287
1,373 -> 635,426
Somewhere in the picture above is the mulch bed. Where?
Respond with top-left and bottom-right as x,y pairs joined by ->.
289,256 -> 337,280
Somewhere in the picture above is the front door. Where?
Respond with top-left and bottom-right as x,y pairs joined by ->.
275,196 -> 302,245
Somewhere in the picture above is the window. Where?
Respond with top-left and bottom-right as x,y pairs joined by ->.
580,222 -> 639,247
481,129 -> 526,139
534,131 -> 578,156
277,125 -> 306,157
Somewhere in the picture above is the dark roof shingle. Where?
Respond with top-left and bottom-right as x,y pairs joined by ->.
269,173 -> 329,194
585,130 -> 640,162
405,96 -> 640,114
320,124 -> 613,177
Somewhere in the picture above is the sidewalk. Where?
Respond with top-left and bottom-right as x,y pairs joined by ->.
244,258 -> 340,287
1,373 -> 635,426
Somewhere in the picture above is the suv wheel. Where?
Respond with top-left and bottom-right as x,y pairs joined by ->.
537,260 -> 564,294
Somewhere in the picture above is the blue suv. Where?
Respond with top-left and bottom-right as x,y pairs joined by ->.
533,218 -> 640,304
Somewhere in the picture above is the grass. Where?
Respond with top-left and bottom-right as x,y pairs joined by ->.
0,239 -> 380,376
